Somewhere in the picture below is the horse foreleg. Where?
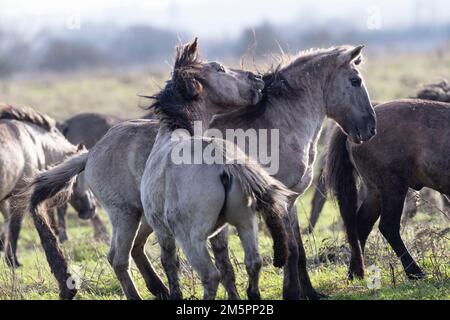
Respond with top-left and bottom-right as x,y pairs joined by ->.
210,226 -> 240,300
284,201 -> 324,300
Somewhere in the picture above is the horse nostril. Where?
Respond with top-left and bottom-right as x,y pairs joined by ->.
370,127 -> 377,136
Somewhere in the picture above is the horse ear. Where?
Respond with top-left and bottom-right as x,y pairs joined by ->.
184,77 -> 203,99
77,143 -> 86,152
338,45 -> 364,66
185,37 -> 199,61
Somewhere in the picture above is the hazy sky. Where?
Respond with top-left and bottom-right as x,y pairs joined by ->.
1,0 -> 449,38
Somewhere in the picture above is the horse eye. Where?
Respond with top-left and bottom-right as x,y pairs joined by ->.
217,65 -> 226,73
350,77 -> 362,87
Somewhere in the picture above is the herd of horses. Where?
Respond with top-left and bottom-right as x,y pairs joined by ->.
0,38 -> 448,300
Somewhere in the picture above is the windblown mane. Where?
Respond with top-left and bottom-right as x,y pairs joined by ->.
145,38 -> 204,135
0,103 -> 56,131
210,46 -> 353,128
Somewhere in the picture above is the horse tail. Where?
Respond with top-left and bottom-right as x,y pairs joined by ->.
28,152 -> 88,299
224,163 -> 295,268
325,126 -> 364,276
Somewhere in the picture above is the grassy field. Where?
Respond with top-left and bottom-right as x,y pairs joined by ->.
0,51 -> 448,300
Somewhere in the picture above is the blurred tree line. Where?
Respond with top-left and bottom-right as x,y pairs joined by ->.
0,21 -> 449,78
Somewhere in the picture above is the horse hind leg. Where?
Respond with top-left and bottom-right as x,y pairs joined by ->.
176,230 -> 220,300
155,230 -> 183,300
56,204 -> 69,242
305,172 -> 328,234
378,187 -> 425,280
210,226 -> 240,300
130,219 -> 169,299
234,213 -> 262,300
106,208 -> 142,300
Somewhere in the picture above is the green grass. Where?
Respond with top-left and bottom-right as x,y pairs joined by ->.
0,52 -> 449,300
0,189 -> 447,300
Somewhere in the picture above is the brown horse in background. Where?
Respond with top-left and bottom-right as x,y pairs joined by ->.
326,99 -> 450,280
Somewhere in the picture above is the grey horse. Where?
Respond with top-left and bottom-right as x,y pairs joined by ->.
52,111 -> 155,242
27,38 -> 269,300
0,103 -> 92,299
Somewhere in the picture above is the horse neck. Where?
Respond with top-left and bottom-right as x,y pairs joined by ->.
261,76 -> 327,142
159,100 -> 215,137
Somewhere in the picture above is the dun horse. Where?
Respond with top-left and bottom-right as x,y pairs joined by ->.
28,39 -> 268,300
140,39 -> 291,300
0,103 -> 95,299
327,99 -> 450,280
53,111 -> 156,242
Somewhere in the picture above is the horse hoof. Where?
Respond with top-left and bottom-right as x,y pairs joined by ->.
348,269 -> 365,280
247,289 -> 261,300
6,258 -> 22,269
154,287 -> 170,300
406,269 -> 426,280
227,293 -> 241,300
60,288 -> 77,300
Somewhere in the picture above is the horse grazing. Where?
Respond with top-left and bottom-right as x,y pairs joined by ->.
326,99 -> 450,280
0,103 -> 95,299
28,38 -> 267,300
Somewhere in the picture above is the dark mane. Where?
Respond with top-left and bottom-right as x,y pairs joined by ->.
210,46 -> 349,129
145,38 -> 204,135
209,64 -> 298,129
416,79 -> 450,103
0,103 -> 56,131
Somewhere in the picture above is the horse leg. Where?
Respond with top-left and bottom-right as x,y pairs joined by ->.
235,214 -> 262,300
402,189 -> 418,224
0,200 -> 10,252
177,232 -> 220,300
56,204 -> 69,242
283,201 -> 321,300
155,231 -> 182,300
352,191 -> 381,275
209,226 -> 240,300
47,209 -> 59,236
378,187 -> 425,279
306,173 -> 327,234
106,209 -> 142,300
130,220 -> 169,299
91,215 -> 109,242
6,205 -> 24,268
356,191 -> 381,252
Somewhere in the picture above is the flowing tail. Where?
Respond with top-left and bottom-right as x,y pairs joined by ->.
224,163 -> 294,268
325,127 -> 364,277
28,152 -> 88,299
